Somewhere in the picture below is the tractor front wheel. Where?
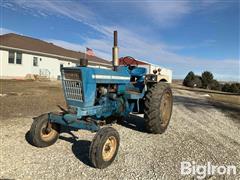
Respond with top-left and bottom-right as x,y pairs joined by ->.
89,127 -> 120,169
29,113 -> 60,147
144,83 -> 173,134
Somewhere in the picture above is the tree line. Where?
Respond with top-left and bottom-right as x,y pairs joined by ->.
183,71 -> 240,93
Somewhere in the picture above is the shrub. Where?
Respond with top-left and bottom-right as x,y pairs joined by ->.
222,83 -> 231,92
193,76 -> 202,88
183,72 -> 203,88
183,71 -> 240,93
222,83 -> 240,93
183,71 -> 195,87
230,83 -> 240,93
230,84 -> 238,93
202,71 -> 214,89
210,79 -> 221,91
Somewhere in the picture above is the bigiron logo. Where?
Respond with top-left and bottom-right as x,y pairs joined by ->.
180,161 -> 238,179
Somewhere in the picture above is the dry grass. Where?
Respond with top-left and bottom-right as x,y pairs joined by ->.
0,79 -> 66,119
171,83 -> 240,105
208,93 -> 240,105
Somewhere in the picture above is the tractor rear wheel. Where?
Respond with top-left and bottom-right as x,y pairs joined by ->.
144,83 -> 173,134
89,127 -> 120,169
29,113 -> 60,147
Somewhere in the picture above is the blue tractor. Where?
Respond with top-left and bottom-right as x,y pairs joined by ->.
29,31 -> 173,169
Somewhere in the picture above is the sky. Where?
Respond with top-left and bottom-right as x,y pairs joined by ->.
0,0 -> 239,81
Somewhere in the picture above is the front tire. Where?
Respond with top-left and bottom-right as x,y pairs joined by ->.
29,113 -> 60,147
144,83 -> 173,134
89,127 -> 120,169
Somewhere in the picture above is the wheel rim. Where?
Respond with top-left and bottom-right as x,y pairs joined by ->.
160,91 -> 172,127
40,122 -> 56,141
102,136 -> 117,161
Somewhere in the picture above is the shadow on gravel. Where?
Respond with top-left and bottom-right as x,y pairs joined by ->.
59,135 -> 92,167
174,95 -> 240,123
25,131 -> 33,146
118,114 -> 146,133
59,127 -> 93,168
71,140 -> 92,167
25,127 -> 93,168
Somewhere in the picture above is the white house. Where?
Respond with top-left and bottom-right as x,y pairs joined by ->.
0,33 -> 112,80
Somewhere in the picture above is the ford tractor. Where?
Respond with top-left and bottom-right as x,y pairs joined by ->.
29,31 -> 173,169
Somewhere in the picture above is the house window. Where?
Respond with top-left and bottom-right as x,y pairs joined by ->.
8,51 -> 15,64
33,57 -> 38,66
16,52 -> 22,64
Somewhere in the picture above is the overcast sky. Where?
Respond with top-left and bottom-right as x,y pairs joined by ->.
0,0 -> 239,81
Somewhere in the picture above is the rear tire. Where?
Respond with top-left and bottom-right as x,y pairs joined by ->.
29,113 -> 60,147
144,83 -> 173,134
89,127 -> 120,169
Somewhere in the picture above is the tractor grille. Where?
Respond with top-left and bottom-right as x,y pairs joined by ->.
63,79 -> 83,101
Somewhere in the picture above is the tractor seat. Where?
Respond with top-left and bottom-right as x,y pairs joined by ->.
130,67 -> 147,77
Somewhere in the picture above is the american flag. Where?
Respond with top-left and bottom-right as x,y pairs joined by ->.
86,47 -> 95,56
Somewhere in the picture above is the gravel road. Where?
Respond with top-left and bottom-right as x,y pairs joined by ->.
1,86 -> 240,180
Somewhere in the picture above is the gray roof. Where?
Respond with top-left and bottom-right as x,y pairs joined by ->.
0,33 -> 112,67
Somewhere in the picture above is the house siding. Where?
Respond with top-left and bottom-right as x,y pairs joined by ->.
0,49 -> 76,79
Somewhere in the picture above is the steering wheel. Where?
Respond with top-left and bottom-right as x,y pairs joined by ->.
121,56 -> 138,69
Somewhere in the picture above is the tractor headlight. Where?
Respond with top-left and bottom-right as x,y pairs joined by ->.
145,74 -> 157,82
151,76 -> 156,81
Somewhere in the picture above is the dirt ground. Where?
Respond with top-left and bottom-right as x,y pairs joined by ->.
0,80 -> 65,119
0,80 -> 240,179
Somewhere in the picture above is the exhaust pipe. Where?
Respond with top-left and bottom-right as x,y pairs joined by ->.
112,30 -> 119,71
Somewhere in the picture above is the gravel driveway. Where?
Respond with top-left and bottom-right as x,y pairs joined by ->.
1,85 -> 240,180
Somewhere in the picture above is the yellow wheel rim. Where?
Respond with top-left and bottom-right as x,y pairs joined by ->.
40,122 -> 57,141
160,92 -> 172,127
102,136 -> 117,161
